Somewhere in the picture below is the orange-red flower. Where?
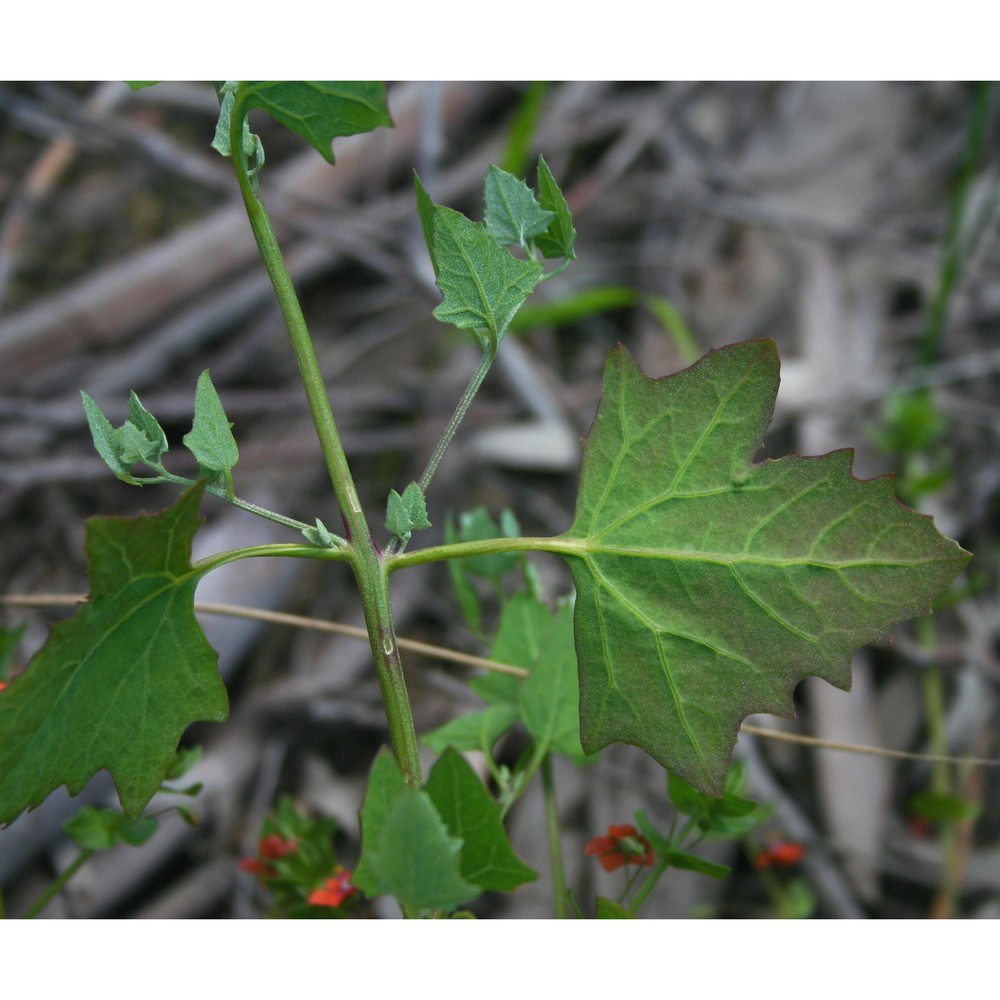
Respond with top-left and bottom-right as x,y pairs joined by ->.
584,824 -> 655,873
753,840 -> 806,870
238,834 -> 299,878
0,681 -> 7,692
308,866 -> 359,908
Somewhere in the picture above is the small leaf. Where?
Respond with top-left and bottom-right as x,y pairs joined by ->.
422,705 -> 520,756
534,156 -> 577,260
128,390 -> 169,457
63,806 -> 158,850
560,340 -> 970,794
302,518 -> 335,548
183,370 -> 239,493
239,82 -> 392,164
414,173 -> 542,354
484,164 -> 553,250
0,485 -> 228,825
164,745 -> 202,781
661,850 -> 731,879
80,391 -> 137,484
118,420 -> 160,466
126,82 -> 160,91
595,896 -> 634,918
352,750 -> 478,912
908,790 -> 981,824
425,748 -> 537,892
385,482 -> 431,541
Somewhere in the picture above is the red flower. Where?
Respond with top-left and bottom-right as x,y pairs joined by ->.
584,824 -> 655,873
753,840 -> 806,870
258,834 -> 298,860
238,856 -> 276,878
0,681 -> 6,692
238,834 -> 299,878
308,866 -> 359,908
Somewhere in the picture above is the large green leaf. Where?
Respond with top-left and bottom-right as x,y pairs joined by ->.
425,748 -> 537,892
559,340 -> 969,794
414,174 -> 542,353
239,82 -> 392,163
0,486 -> 227,825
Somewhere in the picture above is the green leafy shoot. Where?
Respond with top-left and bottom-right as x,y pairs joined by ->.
385,482 -> 431,544
212,82 -> 263,173
63,806 -> 158,851
414,172 -> 542,355
183,370 -> 239,498
302,518 -> 336,548
81,390 -> 168,484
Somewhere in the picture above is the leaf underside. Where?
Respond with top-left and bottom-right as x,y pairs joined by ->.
561,340 -> 969,794
0,486 -> 227,825
240,82 -> 392,163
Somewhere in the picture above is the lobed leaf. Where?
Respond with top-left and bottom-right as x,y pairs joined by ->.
560,340 -> 970,794
183,370 -> 239,491
0,485 -> 227,825
483,164 -> 553,250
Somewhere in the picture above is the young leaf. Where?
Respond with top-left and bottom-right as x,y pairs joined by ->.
0,485 -> 228,825
483,164 -> 553,250
595,896 -> 634,918
414,173 -> 542,353
128,390 -> 169,458
80,391 -> 137,484
425,748 -> 537,892
183,370 -> 239,493
385,482 -> 431,541
238,82 -> 392,164
559,340 -> 970,795
302,518 -> 335,548
534,155 -> 577,260
63,807 -> 158,850
353,750 -> 478,913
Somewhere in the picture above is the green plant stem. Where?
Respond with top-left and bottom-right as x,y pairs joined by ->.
541,754 -> 568,919
385,349 -> 495,557
627,857 -> 670,916
229,91 -> 422,787
138,469 -> 341,541
23,849 -> 94,918
388,534 -> 576,572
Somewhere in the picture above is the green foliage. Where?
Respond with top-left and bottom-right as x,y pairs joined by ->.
422,705 -> 520,756
353,751 -> 478,914
0,485 -> 227,825
595,896 -> 634,918
534,155 -> 577,260
301,517 -> 336,548
483,164 -> 554,251
182,370 -> 239,496
63,807 -> 158,850
424,748 -> 537,892
414,173 -> 543,354
560,341 -> 970,794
